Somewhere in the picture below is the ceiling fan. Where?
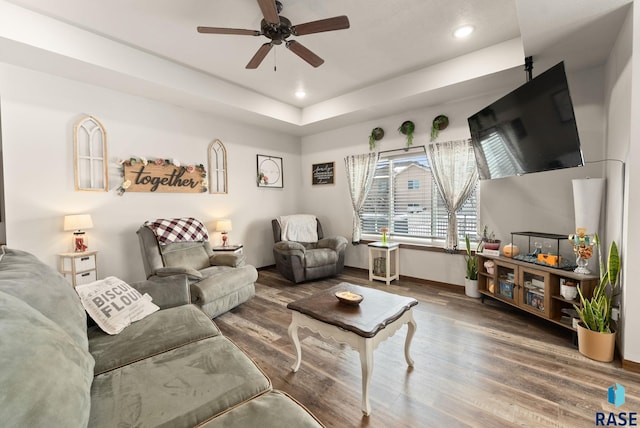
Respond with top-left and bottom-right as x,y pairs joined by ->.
197,0 -> 350,69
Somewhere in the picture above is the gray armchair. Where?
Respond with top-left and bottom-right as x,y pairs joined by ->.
272,217 -> 348,284
137,218 -> 257,318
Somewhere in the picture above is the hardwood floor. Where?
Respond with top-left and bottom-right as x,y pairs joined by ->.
215,267 -> 640,427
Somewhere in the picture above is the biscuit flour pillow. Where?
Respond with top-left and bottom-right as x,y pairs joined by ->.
76,276 -> 159,335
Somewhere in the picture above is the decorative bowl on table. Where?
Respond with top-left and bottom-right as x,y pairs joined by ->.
335,291 -> 364,306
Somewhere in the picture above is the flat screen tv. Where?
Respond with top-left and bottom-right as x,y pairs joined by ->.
467,61 -> 584,180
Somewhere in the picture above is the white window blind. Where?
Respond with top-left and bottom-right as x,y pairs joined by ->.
361,148 -> 478,241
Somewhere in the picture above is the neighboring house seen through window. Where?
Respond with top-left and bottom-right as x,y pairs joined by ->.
361,148 -> 478,244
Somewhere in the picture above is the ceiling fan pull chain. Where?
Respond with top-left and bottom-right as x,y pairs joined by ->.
274,47 -> 277,71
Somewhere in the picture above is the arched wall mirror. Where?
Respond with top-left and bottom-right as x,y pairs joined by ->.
74,116 -> 108,192
208,139 -> 228,194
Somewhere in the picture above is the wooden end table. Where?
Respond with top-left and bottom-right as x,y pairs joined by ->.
286,283 -> 418,416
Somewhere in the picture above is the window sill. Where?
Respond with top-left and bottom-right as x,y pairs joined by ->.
359,236 -> 464,255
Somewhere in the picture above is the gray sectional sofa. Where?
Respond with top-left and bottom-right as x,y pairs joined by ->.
0,247 -> 322,427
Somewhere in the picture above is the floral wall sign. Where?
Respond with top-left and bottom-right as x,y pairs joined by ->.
117,157 -> 207,194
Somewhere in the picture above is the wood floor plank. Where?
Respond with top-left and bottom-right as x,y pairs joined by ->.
215,267 -> 640,427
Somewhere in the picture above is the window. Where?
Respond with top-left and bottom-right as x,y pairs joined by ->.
361,148 -> 478,243
74,116 -> 107,191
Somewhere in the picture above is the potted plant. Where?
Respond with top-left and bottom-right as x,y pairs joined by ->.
464,235 -> 481,298
481,225 -> 501,251
398,120 -> 415,147
368,127 -> 384,151
431,114 -> 449,141
574,236 -> 620,362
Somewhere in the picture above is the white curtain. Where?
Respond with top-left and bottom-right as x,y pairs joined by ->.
344,153 -> 378,244
427,139 -> 479,250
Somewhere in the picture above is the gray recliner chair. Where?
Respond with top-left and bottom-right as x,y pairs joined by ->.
137,217 -> 257,318
272,216 -> 348,284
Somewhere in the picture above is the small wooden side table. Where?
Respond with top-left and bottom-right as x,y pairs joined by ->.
58,250 -> 98,287
368,242 -> 400,284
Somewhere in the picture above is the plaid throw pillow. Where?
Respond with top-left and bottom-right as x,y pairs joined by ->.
144,217 -> 209,245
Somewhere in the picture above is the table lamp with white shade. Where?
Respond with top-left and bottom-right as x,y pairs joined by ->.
216,219 -> 233,247
64,214 -> 93,252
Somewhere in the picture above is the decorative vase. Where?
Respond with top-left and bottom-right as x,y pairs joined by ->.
560,282 -> 578,300
574,254 -> 590,274
381,232 -> 387,245
464,278 -> 480,298
576,323 -> 616,362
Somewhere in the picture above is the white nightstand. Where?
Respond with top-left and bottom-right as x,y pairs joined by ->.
59,251 -> 98,287
368,242 -> 400,284
211,244 -> 243,255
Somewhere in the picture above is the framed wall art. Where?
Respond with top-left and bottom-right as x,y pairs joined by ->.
208,139 -> 228,194
256,154 -> 283,188
312,161 -> 335,185
74,115 -> 108,192
117,157 -> 207,194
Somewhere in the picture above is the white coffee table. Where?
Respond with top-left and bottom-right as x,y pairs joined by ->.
286,283 -> 418,416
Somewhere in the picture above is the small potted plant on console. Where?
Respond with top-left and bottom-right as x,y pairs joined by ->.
481,225 -> 501,252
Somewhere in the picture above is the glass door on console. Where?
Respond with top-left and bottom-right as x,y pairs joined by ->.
519,268 -> 551,317
495,261 -> 517,305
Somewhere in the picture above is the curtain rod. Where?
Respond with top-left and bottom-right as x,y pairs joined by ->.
377,145 -> 427,157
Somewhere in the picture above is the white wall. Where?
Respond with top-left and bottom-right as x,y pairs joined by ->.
609,3 -> 640,365
301,67 -> 606,288
0,63 -> 302,282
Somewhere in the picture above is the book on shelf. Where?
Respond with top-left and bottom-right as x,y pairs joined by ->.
482,249 -> 500,256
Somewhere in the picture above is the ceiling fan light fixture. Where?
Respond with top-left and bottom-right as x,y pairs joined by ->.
198,0 -> 349,69
454,25 -> 474,39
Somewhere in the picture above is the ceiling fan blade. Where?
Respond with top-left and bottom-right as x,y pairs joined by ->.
197,26 -> 260,36
257,0 -> 280,25
246,43 -> 273,69
292,15 -> 350,36
286,40 -> 324,68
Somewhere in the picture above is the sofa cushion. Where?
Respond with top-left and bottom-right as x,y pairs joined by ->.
0,290 -> 94,427
193,265 -> 258,305
0,247 -> 88,349
89,304 -> 221,375
199,281 -> 256,320
199,390 -> 323,427
161,242 -> 210,270
89,336 -> 272,427
76,276 -> 160,335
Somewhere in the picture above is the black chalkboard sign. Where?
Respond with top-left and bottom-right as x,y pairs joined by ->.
312,162 -> 335,185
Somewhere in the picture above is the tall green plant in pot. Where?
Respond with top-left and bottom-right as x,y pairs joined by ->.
464,235 -> 481,298
574,236 -> 620,362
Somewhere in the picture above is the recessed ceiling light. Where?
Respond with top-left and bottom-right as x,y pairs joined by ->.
454,25 -> 474,39
295,90 -> 306,99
